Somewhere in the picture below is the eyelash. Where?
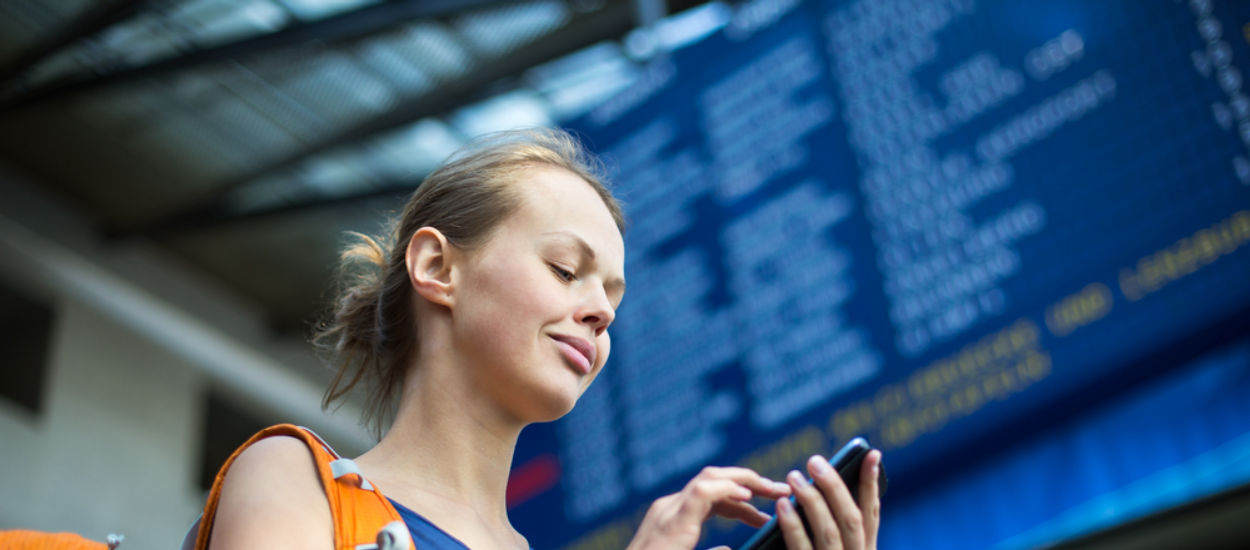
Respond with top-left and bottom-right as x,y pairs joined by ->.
550,264 -> 578,282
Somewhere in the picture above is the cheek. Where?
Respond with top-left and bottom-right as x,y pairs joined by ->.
596,332 -> 611,369
462,258 -> 554,339
578,333 -> 612,395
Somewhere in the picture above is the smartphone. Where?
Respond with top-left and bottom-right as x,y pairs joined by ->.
737,438 -> 887,550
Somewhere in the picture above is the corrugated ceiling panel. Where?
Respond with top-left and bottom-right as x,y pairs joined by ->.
214,62 -> 332,139
356,31 -> 437,97
223,171 -> 303,213
0,1 -> 53,53
453,0 -> 570,57
0,89 -> 237,220
129,93 -> 255,182
204,89 -> 307,163
165,69 -> 228,104
283,0 -> 380,21
95,13 -> 187,66
222,116 -> 461,214
169,0 -> 290,47
395,22 -> 474,81
2,0 -> 90,33
80,83 -> 165,133
368,118 -> 464,179
280,50 -> 398,126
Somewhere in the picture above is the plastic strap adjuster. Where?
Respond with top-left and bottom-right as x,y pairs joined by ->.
330,458 -> 373,491
354,521 -> 410,550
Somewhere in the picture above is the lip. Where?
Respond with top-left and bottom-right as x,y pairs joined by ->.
549,333 -> 596,375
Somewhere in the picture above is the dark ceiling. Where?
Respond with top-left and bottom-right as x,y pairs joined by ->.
0,0 -> 710,334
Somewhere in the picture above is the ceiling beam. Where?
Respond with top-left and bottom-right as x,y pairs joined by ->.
1,0 -> 523,111
109,179 -> 421,239
114,0 -> 636,239
0,0 -> 149,92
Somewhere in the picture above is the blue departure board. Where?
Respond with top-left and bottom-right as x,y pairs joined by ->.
506,1 -> 1250,548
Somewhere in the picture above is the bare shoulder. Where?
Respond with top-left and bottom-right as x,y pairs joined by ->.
208,435 -> 334,550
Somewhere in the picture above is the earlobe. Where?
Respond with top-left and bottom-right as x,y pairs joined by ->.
405,227 -> 455,308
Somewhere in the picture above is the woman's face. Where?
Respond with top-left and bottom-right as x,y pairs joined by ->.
450,165 -> 625,423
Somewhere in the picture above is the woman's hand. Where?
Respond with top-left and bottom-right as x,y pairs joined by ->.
626,466 -> 792,550
775,451 -> 883,550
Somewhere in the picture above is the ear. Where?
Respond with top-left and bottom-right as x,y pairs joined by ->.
405,226 -> 456,308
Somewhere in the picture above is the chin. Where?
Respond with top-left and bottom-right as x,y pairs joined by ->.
518,383 -> 582,424
531,393 -> 580,423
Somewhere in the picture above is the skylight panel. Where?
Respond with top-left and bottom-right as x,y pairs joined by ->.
168,0 -> 290,47
224,172 -> 302,213
450,89 -> 552,138
540,64 -> 638,122
624,2 -> 731,59
524,42 -> 639,121
397,22 -> 475,81
282,0 -> 381,21
94,13 -> 183,66
453,0 -> 570,57
356,35 -> 436,97
369,118 -> 464,178
298,150 -> 376,196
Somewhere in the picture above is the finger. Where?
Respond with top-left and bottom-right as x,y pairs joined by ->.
710,499 -> 772,528
859,451 -> 882,549
789,469 -> 840,550
775,497 -> 813,550
807,455 -> 864,550
699,466 -> 792,499
672,477 -> 754,525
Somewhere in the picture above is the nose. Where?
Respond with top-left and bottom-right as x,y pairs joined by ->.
577,284 -> 615,336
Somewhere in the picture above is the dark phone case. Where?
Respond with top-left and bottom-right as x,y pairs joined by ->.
737,438 -> 888,550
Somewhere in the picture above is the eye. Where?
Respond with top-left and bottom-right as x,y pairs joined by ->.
550,264 -> 578,282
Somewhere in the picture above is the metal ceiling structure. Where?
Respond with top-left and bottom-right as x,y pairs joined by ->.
0,0 -> 717,336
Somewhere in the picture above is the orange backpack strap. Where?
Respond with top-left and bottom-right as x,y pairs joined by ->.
188,423 -> 414,550
0,530 -> 119,550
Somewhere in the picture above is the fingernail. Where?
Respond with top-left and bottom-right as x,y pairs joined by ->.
774,481 -> 792,493
787,470 -> 808,487
809,455 -> 832,475
776,497 -> 791,515
735,486 -> 753,500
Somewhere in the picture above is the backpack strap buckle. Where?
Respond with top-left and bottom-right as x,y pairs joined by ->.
330,458 -> 374,491
354,521 -> 410,550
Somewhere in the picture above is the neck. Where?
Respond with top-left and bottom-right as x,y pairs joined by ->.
355,356 -> 527,547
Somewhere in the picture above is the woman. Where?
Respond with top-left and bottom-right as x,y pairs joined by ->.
200,128 -> 883,550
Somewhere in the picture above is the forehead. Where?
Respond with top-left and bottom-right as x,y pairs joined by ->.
505,165 -> 625,264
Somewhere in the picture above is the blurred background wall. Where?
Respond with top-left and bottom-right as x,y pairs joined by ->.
0,167 -> 369,548
0,294 -> 202,545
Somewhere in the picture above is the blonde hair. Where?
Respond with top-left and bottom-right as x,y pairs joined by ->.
314,128 -> 624,437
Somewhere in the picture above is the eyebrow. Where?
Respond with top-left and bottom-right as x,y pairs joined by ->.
543,231 -> 626,295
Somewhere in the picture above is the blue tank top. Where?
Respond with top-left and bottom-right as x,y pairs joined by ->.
388,498 -> 471,550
